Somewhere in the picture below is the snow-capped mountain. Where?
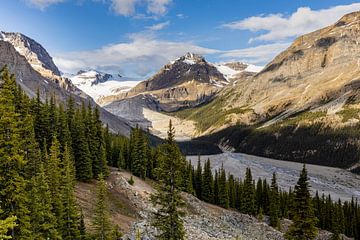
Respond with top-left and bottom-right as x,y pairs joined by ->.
69,70 -> 141,104
214,62 -> 263,81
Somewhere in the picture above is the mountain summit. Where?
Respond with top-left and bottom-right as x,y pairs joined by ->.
0,31 -> 61,78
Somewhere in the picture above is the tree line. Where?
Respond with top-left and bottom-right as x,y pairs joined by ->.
118,119 -> 360,239
0,66 -> 127,239
0,65 -> 359,240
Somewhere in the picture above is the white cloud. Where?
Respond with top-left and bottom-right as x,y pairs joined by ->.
146,21 -> 170,31
220,42 -> 291,65
25,0 -> 64,10
54,34 -> 219,76
222,3 -> 360,42
147,0 -> 171,15
110,0 -> 172,17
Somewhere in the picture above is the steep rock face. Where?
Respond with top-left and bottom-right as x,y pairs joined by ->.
1,31 -> 61,77
0,34 -> 132,136
182,11 -> 360,135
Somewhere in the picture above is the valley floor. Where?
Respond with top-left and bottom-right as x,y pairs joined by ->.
187,153 -> 360,202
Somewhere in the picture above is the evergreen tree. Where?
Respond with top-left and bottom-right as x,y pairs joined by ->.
242,168 -> 255,215
218,165 -> 229,209
61,145 -> 81,240
47,137 -> 65,229
72,108 -> 93,181
285,165 -> 318,240
195,157 -> 203,199
269,172 -> 280,228
202,159 -> 213,203
29,163 -> 60,240
151,120 -> 186,240
213,170 -> 220,205
131,127 -> 147,178
0,66 -> 31,239
92,174 -> 113,240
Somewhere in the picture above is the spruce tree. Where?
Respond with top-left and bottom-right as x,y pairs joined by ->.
195,157 -> 203,199
151,120 -> 185,240
202,159 -> 214,203
72,108 -> 93,181
61,145 -> 81,240
0,66 -> 31,239
285,165 -> 318,240
242,168 -> 255,215
218,165 -> 229,209
131,127 -> 147,178
269,172 -> 280,228
93,107 -> 109,177
213,170 -> 220,205
92,174 -> 113,240
29,163 -> 60,240
47,137 -> 65,229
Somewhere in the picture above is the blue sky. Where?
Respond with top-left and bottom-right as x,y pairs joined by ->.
1,0 -> 359,77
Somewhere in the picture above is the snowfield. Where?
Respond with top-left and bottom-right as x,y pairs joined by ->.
69,70 -> 141,102
187,152 -> 360,202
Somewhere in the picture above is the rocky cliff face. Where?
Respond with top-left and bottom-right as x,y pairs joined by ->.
182,11 -> 360,134
1,31 -> 61,77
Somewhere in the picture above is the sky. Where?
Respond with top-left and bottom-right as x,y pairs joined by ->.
1,0 -> 359,78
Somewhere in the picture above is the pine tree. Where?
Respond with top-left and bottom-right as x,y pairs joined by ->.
218,165 -> 229,209
151,120 -> 186,240
285,165 -> 318,240
201,159 -> 213,203
29,163 -> 60,240
213,170 -> 220,205
61,145 -> 81,240
92,174 -> 113,240
72,108 -> 93,181
131,127 -> 147,178
0,66 -> 31,239
242,168 -> 255,215
47,137 -> 65,229
195,157 -> 203,199
93,107 -> 109,177
269,172 -> 280,228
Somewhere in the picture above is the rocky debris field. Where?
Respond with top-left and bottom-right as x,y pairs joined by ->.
76,168 -> 348,240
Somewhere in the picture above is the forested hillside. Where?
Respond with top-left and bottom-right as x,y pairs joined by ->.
0,66 -> 359,239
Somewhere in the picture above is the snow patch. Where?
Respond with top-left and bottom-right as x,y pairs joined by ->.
183,59 -> 196,65
245,64 -> 263,73
69,70 -> 141,102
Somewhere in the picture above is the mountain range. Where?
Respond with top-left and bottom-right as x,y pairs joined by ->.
1,11 -> 360,171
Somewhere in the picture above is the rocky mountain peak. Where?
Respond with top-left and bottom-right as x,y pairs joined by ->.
0,31 -> 61,78
179,52 -> 205,64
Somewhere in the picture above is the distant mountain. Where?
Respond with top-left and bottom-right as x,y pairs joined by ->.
0,31 -> 132,135
68,70 -> 140,104
102,53 -> 261,138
